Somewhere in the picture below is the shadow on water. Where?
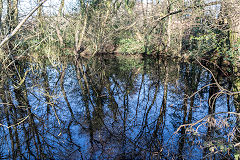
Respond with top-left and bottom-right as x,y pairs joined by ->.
0,55 -> 239,159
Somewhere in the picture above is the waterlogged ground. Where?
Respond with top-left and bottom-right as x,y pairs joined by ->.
0,56 -> 239,159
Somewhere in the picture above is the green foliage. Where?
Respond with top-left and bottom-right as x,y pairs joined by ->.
224,41 -> 240,66
190,30 -> 218,56
124,0 -> 135,14
203,139 -> 235,158
118,57 -> 143,71
117,38 -> 145,54
235,152 -> 240,160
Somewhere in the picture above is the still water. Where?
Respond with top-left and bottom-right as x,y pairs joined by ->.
0,56 -> 239,159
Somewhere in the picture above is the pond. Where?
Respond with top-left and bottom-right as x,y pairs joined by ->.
0,56 -> 239,159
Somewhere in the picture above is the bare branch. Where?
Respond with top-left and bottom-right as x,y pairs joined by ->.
149,1 -> 221,34
0,0 -> 48,48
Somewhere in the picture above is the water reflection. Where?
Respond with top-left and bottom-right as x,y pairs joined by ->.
0,56 -> 238,159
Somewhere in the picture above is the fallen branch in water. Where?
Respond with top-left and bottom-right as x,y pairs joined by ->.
174,111 -> 240,135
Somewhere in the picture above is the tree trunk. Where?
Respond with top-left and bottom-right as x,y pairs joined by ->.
0,0 -> 2,29
7,0 -> 19,32
0,0 -> 47,48
218,0 -> 240,48
56,0 -> 65,46
166,0 -> 172,51
227,0 -> 240,46
38,0 -> 43,20
59,0 -> 65,16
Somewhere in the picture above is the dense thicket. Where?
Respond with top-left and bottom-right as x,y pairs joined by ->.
0,0 -> 239,64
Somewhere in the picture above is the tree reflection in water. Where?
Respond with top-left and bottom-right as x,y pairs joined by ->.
0,56 -> 238,159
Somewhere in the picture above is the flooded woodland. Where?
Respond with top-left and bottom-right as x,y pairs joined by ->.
0,56 -> 239,159
0,0 -> 240,159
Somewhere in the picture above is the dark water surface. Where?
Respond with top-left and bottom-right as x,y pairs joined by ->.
0,56 -> 239,159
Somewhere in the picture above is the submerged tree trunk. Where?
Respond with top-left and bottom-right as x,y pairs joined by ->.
42,60 -> 51,116
233,77 -> 240,109
203,71 -> 219,159
233,75 -> 240,151
151,60 -> 168,155
13,61 -> 44,159
59,68 -> 74,118
0,88 -> 16,159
